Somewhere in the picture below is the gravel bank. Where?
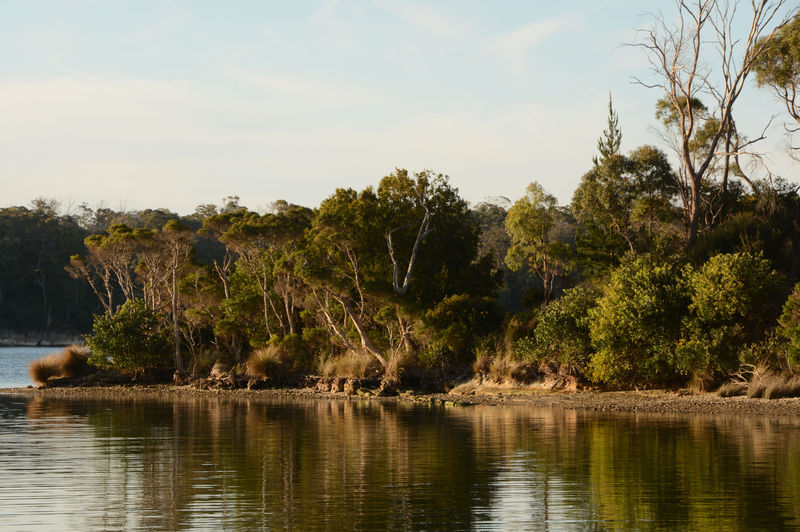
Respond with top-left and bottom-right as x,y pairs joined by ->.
2,383 -> 800,417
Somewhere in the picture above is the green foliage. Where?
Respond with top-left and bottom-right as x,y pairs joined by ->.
505,182 -> 574,303
421,294 -> 500,364
778,283 -> 800,366
572,145 -> 678,277
86,299 -> 173,370
532,285 -> 599,375
594,93 -> 622,164
754,14 -> 800,124
588,256 -> 689,386
679,252 -> 782,376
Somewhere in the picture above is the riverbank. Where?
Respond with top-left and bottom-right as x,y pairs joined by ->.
3,381 -> 800,417
0,330 -> 83,347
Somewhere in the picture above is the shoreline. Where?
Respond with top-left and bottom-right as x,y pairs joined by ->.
3,383 -> 800,417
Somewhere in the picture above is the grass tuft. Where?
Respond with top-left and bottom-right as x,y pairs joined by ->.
716,381 -> 748,397
59,344 -> 90,378
245,345 -> 284,380
319,350 -> 377,379
28,354 -> 63,386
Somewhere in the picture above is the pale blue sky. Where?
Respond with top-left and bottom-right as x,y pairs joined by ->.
1,1 -> 796,213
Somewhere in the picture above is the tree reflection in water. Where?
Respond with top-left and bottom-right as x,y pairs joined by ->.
2,394 -> 799,530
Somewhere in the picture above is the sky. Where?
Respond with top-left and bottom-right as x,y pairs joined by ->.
1,0 -> 797,215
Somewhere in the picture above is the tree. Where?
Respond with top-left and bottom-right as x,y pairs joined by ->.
505,182 -> 573,304
633,0 -> 792,245
593,93 -> 622,165
754,13 -> 800,154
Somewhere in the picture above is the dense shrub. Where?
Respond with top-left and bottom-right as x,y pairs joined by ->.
778,282 -> 800,367
588,256 -> 689,386
86,299 -> 173,370
532,285 -> 598,375
679,252 -> 782,376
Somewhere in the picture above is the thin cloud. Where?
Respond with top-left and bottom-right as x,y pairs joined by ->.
484,17 -> 572,75
371,0 -> 470,41
231,70 -> 387,110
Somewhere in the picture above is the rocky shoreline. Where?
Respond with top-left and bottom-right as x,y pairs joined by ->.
3,381 -> 800,417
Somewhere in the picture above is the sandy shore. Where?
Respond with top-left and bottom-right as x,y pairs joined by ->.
3,382 -> 800,417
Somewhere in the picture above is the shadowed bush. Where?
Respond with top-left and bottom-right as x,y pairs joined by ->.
245,345 -> 284,380
28,354 -> 62,386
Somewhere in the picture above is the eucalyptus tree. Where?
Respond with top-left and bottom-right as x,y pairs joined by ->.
67,224 -> 146,314
505,182 -> 573,305
632,0 -> 792,245
754,12 -> 800,155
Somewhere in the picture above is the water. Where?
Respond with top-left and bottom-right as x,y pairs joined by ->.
0,346 -> 62,388
0,393 -> 798,531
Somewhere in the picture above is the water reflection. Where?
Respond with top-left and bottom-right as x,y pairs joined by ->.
0,394 -> 799,530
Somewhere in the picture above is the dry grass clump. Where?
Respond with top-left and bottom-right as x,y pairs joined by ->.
384,350 -> 415,384
59,344 -> 90,378
191,349 -> 220,377
472,353 -> 492,379
319,350 -> 377,379
245,345 -> 284,379
28,344 -> 92,386
488,353 -> 526,384
29,354 -> 63,386
719,365 -> 800,399
716,381 -> 748,397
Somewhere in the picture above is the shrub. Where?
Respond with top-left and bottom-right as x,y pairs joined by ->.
532,285 -> 598,375
421,294 -> 501,363
588,256 -> 689,386
679,252 -> 782,376
245,345 -> 284,379
28,354 -> 62,386
86,299 -> 173,371
778,283 -> 800,367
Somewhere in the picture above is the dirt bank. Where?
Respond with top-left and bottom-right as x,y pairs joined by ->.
3,382 -> 800,417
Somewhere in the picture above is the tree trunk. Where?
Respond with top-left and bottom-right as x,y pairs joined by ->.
172,265 -> 183,373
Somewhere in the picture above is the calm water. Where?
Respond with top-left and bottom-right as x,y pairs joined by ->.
0,346 -> 62,388
0,393 -> 799,531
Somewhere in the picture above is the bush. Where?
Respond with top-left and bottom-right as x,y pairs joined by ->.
588,256 -> 689,386
421,294 -> 501,363
86,299 -> 173,371
679,252 -> 782,376
778,282 -> 800,367
532,285 -> 598,375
